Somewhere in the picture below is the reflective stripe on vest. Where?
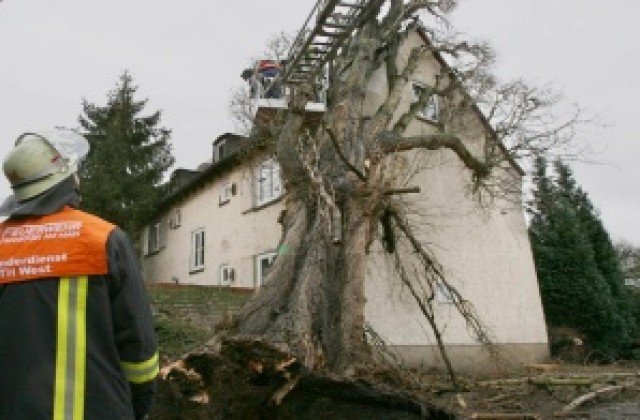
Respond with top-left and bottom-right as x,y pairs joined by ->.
0,207 -> 114,284
54,276 -> 88,420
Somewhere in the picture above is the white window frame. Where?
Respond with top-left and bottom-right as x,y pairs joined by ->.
219,182 -> 236,205
169,209 -> 181,229
256,251 -> 277,287
217,140 -> 226,162
435,280 -> 454,304
256,159 -> 282,206
219,264 -> 235,285
412,81 -> 440,122
146,221 -> 161,255
190,228 -> 205,272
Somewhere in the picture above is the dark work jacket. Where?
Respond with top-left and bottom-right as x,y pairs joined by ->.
0,179 -> 158,419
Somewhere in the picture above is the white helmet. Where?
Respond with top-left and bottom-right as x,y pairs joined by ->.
2,128 -> 89,202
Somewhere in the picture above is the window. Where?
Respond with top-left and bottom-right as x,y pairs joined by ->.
256,159 -> 282,206
169,209 -> 181,229
435,281 -> 454,304
217,142 -> 226,161
190,228 -> 205,272
219,264 -> 235,285
146,221 -> 161,255
219,182 -> 236,205
256,252 -> 276,287
412,82 -> 440,122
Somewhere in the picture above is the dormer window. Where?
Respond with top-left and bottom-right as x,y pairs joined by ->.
216,140 -> 227,162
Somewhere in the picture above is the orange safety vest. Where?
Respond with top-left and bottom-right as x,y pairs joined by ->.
0,207 -> 115,284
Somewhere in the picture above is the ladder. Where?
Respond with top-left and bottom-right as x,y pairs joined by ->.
280,0 -> 379,86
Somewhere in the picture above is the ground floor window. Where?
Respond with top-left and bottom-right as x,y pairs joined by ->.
219,264 -> 235,285
145,221 -> 161,255
435,280 -> 454,304
256,252 -> 276,287
190,228 -> 205,272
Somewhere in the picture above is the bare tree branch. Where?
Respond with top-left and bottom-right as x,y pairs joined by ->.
324,125 -> 367,182
389,209 -> 496,352
365,46 -> 425,142
392,248 -> 459,387
379,133 -> 490,180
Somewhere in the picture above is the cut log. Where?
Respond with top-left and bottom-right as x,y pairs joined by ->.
560,381 -> 638,413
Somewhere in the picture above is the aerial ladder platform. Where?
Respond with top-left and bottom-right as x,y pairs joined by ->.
245,0 -> 378,125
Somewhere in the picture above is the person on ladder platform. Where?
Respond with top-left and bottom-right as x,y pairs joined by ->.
0,129 -> 158,419
257,59 -> 283,99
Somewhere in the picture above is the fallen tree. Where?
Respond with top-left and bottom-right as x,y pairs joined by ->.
152,0 -> 586,417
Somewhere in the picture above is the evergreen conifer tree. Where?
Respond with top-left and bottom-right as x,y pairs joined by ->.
78,72 -> 174,240
529,157 -> 633,358
555,161 -> 634,339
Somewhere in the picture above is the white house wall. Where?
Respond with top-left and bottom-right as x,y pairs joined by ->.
141,155 -> 284,289
362,31 -> 548,369
363,153 -> 550,368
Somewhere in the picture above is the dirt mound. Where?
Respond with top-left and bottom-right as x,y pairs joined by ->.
149,337 -> 454,419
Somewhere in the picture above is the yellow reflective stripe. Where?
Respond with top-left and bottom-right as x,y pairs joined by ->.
54,278 -> 70,420
53,276 -> 88,420
120,352 -> 160,384
74,276 -> 88,420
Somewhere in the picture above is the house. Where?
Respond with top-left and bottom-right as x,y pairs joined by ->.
141,133 -> 283,289
141,28 -> 549,372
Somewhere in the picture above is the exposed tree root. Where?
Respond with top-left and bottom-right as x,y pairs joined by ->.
150,337 -> 455,419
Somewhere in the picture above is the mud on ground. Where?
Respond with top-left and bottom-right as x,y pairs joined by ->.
149,339 -> 640,419
426,362 -> 640,419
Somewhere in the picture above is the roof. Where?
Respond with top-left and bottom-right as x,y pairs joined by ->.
213,132 -> 242,146
156,133 -> 253,216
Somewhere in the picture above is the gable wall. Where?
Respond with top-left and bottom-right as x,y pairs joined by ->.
360,31 -> 548,367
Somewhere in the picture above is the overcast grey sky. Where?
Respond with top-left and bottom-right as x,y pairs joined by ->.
1,1 -> 638,244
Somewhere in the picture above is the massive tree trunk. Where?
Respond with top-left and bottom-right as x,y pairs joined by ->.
232,101 -> 374,370
232,18 -> 384,371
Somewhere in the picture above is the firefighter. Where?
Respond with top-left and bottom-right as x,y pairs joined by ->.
0,129 -> 158,419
